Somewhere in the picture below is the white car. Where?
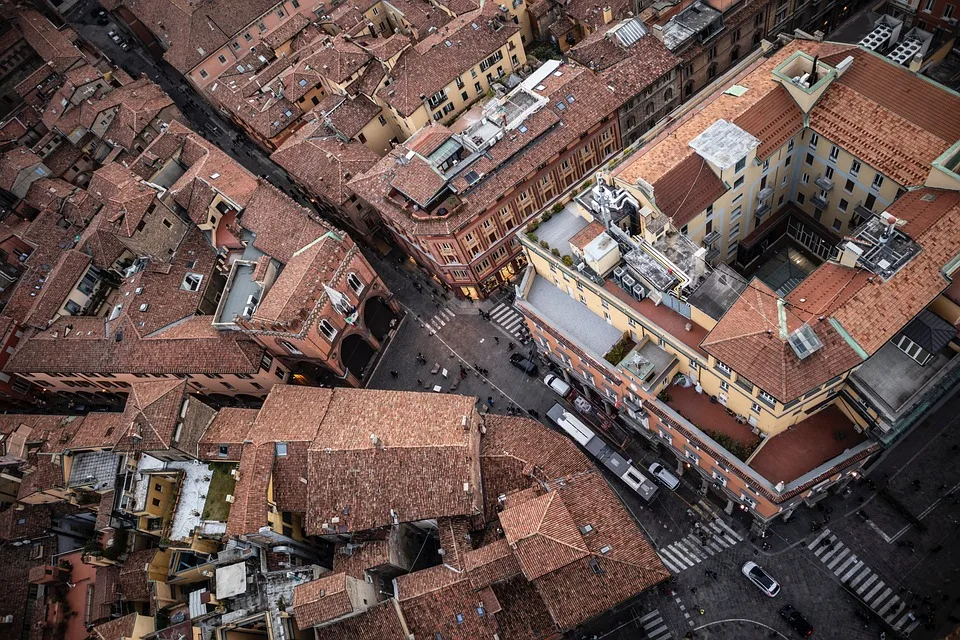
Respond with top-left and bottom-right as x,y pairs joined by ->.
648,462 -> 681,490
543,373 -> 571,398
742,561 -> 781,597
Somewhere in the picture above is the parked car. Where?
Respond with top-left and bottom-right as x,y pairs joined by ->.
509,353 -> 538,376
543,373 -> 571,398
779,605 -> 813,637
647,462 -> 681,490
108,31 -> 122,43
742,561 -> 781,597
96,15 -> 109,25
119,41 -> 130,50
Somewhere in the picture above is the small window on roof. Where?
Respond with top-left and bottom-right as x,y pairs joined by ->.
276,442 -> 288,456
298,78 -> 308,87
556,102 -> 566,110
445,40 -> 452,47
181,273 -> 203,291
218,444 -> 229,458
471,22 -> 479,29
455,613 -> 464,624
566,95 -> 575,103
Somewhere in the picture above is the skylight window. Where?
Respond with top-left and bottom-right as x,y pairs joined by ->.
181,273 -> 204,292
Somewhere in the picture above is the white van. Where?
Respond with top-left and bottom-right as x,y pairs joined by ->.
543,373 -> 572,398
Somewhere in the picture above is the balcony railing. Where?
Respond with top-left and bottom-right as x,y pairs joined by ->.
757,186 -> 773,201
810,194 -> 829,210
814,175 -> 834,191
703,230 -> 721,245
705,246 -> 720,262
755,202 -> 770,218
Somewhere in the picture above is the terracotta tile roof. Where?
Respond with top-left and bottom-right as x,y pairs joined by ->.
785,262 -> 873,323
263,14 -> 311,49
437,515 -> 473,571
0,502 -> 52,541
346,60 -> 386,98
463,537 -> 521,589
313,600 -> 408,640
531,473 -> 669,630
389,154 -> 447,207
292,573 -> 354,629
118,547 -> 156,602
317,94 -> 382,138
565,0 -> 633,28
93,612 -> 138,640
569,26 -> 679,96
22,249 -> 91,330
701,279 -> 864,402
94,490 -> 115,530
377,7 -> 519,117
381,0 -> 454,34
733,85 -> 803,160
332,539 -> 391,578
0,147 -> 41,192
225,442 -> 274,537
569,221 -> 605,250
356,33 -> 411,64
114,0 -> 278,73
197,407 -> 258,461
238,181 -> 333,263
830,189 -> 960,355
40,143 -> 83,177
90,565 -> 120,622
15,10 -> 84,72
113,379 -> 186,452
490,575 -> 557,638
809,81 -> 948,186
499,491 -> 589,581
396,566 -> 498,640
17,452 -> 65,500
652,153 -> 727,228
272,441 -> 310,512
271,129 -> 379,206
305,35 -> 372,84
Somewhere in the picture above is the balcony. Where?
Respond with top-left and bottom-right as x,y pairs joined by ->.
662,382 -> 761,455
757,186 -> 773,201
814,175 -> 834,191
854,202 -> 873,219
755,202 -> 770,219
703,230 -> 721,245
810,194 -> 829,210
705,246 -> 720,262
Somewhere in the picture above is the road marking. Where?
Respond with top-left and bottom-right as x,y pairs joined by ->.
814,535 -> 837,557
443,308 -> 455,319
876,593 -> 899,616
713,518 -> 744,541
638,610 -> 663,624
807,529 -> 832,549
657,552 -> 683,573
659,546 -> 693,569
885,601 -> 907,624
842,560 -> 864,582
834,553 -> 858,575
857,573 -> 878,595
864,580 -> 885,601
827,547 -> 851,570
904,619 -> 921,634
869,586 -> 892,608
890,477 -> 960,542
819,540 -> 842,561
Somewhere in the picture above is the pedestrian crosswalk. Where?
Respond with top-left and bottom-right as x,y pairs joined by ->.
807,528 -> 921,636
637,609 -> 673,640
656,518 -> 744,574
422,307 -> 456,333
489,302 -> 526,337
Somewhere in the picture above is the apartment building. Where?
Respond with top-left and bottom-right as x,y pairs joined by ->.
511,37 -> 960,531
568,17 -> 681,146
2,120 -> 399,402
351,60 -> 622,299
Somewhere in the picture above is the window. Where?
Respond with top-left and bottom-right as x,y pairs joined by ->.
334,271 -> 360,297
740,492 -> 758,508
276,442 -> 288,457
720,380 -> 730,391
787,139 -> 794,152
715,361 -> 732,377
839,198 -> 848,212
801,172 -> 809,184
244,33 -> 253,42
712,469 -> 728,486
276,8 -> 285,17
735,156 -> 746,173
945,3 -> 955,17
730,205 -> 742,222
728,222 -> 740,238
474,81 -> 482,93
181,273 -> 203,291
318,319 -> 337,341
829,145 -> 839,161
797,193 -> 805,205
871,174 -> 884,190
64,300 -> 81,315
844,179 -> 855,193
218,54 -> 227,64
824,166 -> 834,180
832,218 -> 842,231
751,402 -> 762,413
154,483 -> 163,493
199,69 -> 208,79
805,153 -> 814,165
280,340 -> 302,355
924,0 -> 934,10
865,193 -> 876,209
758,390 -> 776,407
785,155 -> 791,167
896,334 -> 932,365
734,176 -> 744,189
809,132 -> 819,148
685,448 -> 700,464
152,498 -> 161,507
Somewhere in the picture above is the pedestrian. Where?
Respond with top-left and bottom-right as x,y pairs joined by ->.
390,370 -> 399,378
690,587 -> 697,594
417,378 -> 423,387
487,396 -> 494,407
494,336 -> 500,344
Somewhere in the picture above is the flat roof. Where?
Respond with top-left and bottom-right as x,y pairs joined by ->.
535,205 -> 591,259
216,562 -> 248,599
522,274 -> 623,359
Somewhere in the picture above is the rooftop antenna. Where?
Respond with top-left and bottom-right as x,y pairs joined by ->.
810,55 -> 819,84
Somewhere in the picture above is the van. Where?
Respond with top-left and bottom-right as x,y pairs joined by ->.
648,462 -> 681,491
543,374 -> 571,398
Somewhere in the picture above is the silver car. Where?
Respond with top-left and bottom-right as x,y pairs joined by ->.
742,561 -> 781,597
648,462 -> 681,490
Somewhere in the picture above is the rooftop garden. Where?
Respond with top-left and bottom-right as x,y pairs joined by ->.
604,333 -> 637,366
201,463 -> 238,522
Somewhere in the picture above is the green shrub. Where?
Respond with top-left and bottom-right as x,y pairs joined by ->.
541,210 -> 553,221
550,248 -> 560,257
561,255 -> 574,267
604,333 -> 636,365
704,430 -> 757,462
526,232 -> 538,242
539,240 -> 549,249
551,202 -> 564,213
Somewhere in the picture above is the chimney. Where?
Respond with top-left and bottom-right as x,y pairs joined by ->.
839,241 -> 863,268
602,6 -> 613,22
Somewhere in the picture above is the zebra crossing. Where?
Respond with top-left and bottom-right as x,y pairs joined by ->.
807,528 -> 921,636
656,517 -> 744,574
637,609 -> 673,640
422,307 -> 456,333
489,302 -> 527,337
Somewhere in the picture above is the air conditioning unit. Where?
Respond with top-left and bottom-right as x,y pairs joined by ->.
632,283 -> 646,300
613,266 -> 625,284
225,494 -> 235,503
241,306 -> 253,318
622,274 -> 636,290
